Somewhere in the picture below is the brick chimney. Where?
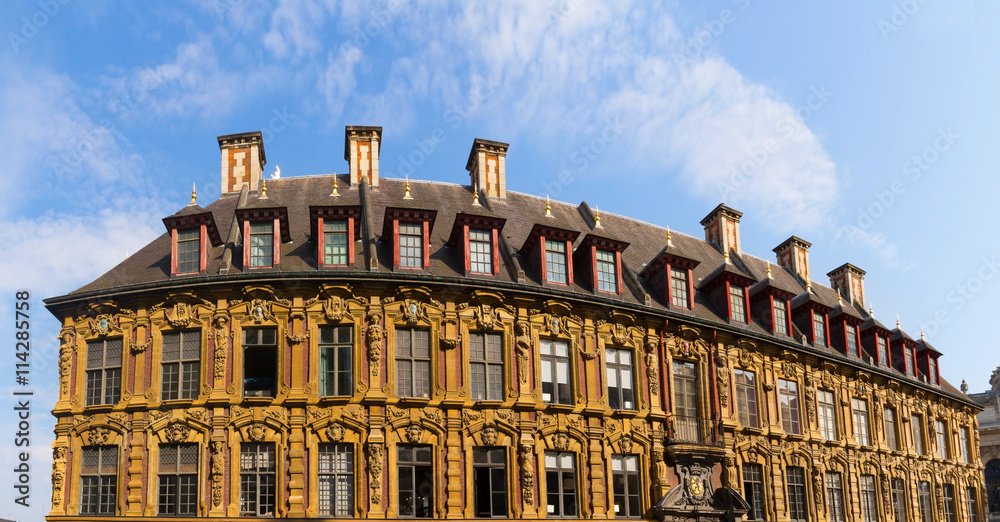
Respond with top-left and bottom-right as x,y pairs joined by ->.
827,263 -> 866,307
773,236 -> 811,286
466,138 -> 509,200
345,126 -> 382,188
700,204 -> 742,254
218,131 -> 265,195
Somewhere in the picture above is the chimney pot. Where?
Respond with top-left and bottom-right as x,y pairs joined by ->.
218,131 -> 266,195
466,138 -> 509,201
773,236 -> 812,286
345,126 -> 382,188
700,203 -> 743,254
826,263 -> 866,308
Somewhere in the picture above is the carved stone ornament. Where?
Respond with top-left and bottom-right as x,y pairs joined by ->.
167,303 -> 194,328
680,464 -> 713,506
515,322 -> 533,385
781,360 -> 796,378
51,446 -> 67,509
619,436 -> 633,454
249,299 -> 274,324
482,426 -> 498,446
210,441 -> 225,507
406,424 -> 424,443
737,346 -> 754,369
610,322 -> 631,346
546,315 -> 562,336
644,334 -> 660,353
90,314 -> 120,337
401,300 -> 427,326
213,316 -> 229,381
326,422 -> 345,442
58,333 -> 75,397
723,456 -> 738,488
645,353 -> 660,396
366,311 -> 384,376
552,432 -> 570,451
165,422 -> 190,443
813,469 -> 824,510
519,443 -> 535,506
367,443 -> 384,504
88,427 -> 110,445
715,352 -> 730,408
247,422 -> 267,442
474,304 -> 501,330
323,296 -> 347,322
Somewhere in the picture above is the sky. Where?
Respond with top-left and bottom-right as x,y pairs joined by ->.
1,0 -> 999,518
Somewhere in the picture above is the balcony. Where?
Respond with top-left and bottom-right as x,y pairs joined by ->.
666,414 -> 725,447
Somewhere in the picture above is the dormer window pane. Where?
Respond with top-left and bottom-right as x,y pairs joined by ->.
813,312 -> 826,346
846,324 -> 858,356
469,228 -> 492,274
596,249 -> 617,293
399,223 -> 423,268
249,222 -> 274,268
729,286 -> 745,322
545,239 -> 567,284
670,268 -> 689,308
773,299 -> 788,335
928,358 -> 937,383
904,348 -> 915,376
176,228 -> 200,274
877,336 -> 888,365
323,220 -> 348,266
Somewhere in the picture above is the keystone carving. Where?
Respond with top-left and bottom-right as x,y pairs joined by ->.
482,426 -> 498,446
326,422 -> 345,442
88,427 -> 109,445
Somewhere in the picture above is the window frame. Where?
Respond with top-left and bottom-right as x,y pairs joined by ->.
157,443 -> 198,516
670,267 -> 690,309
918,481 -> 933,522
936,419 -> 949,460
469,331 -> 504,402
79,445 -> 118,516
175,227 -> 201,275
322,219 -> 350,266
468,228 -> 494,275
817,389 -> 838,441
160,330 -> 201,401
734,368 -> 759,428
398,221 -> 425,269
672,360 -> 701,441
243,327 -> 278,398
472,447 -> 507,518
778,379 -> 801,435
248,220 -> 275,268
397,444 -> 435,518
860,474 -> 878,522
540,338 -> 573,405
960,427 -> 971,464
729,284 -> 747,323
885,407 -> 899,451
825,471 -> 846,522
240,442 -> 276,517
605,348 -> 636,411
845,323 -> 859,356
852,397 -> 871,446
85,338 -> 123,406
786,466 -> 807,521
544,238 -> 569,285
876,335 -> 889,366
943,483 -> 957,522
773,298 -> 790,336
317,443 -> 354,517
595,248 -> 618,293
912,414 -> 925,455
891,478 -> 908,522
544,451 -> 578,518
319,325 -> 353,397
395,328 -> 432,399
611,454 -> 641,519
967,486 -> 979,522
813,311 -> 827,346
742,462 -> 766,520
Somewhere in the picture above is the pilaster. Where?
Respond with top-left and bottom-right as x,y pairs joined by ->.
446,412 -> 464,518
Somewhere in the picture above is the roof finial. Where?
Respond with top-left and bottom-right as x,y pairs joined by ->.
806,281 -> 812,293
766,262 -> 772,279
260,177 -> 268,199
896,315 -> 900,329
594,205 -> 603,229
330,174 -> 340,197
403,175 -> 413,200
723,250 -> 730,264
666,226 -> 673,247
869,302 -> 874,316
545,195 -> 553,218
920,327 -> 925,341
472,186 -> 481,207
837,292 -> 843,306
190,182 -> 197,205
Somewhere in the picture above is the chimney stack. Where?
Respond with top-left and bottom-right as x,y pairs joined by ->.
700,204 -> 743,254
466,138 -> 509,200
827,263 -> 866,307
218,131 -> 266,195
773,236 -> 812,287
345,126 -> 382,188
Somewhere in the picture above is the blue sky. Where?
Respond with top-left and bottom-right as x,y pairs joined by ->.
1,1 -> 998,518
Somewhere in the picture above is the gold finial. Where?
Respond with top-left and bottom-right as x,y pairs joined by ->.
545,195 -> 553,217
403,176 -> 413,200
472,187 -> 481,206
869,302 -> 874,316
260,177 -> 268,199
594,206 -> 603,229
666,226 -> 673,247
837,293 -> 843,306
920,327 -> 925,341
896,315 -> 900,329
190,182 -> 197,205
766,262 -> 772,278
330,175 -> 340,197
806,281 -> 812,293
723,251 -> 730,264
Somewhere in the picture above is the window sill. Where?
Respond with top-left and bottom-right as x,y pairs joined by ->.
83,404 -> 116,414
545,403 -> 576,413
610,409 -> 639,418
159,398 -> 195,408
317,395 -> 352,405
397,396 -> 432,407
242,396 -> 275,405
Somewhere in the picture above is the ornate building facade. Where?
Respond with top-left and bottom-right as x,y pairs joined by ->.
968,370 -> 1000,521
45,127 -> 983,521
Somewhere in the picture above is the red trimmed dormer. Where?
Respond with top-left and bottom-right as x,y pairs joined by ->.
790,290 -> 833,347
236,207 -> 290,270
641,241 -> 700,310
889,324 -> 919,377
699,258 -> 755,324
859,314 -> 893,367
519,224 -> 580,286
310,205 -> 361,268
162,200 -> 223,276
573,234 -> 629,295
748,274 -> 795,336
383,207 -> 437,270
447,213 -> 506,276
827,295 -> 865,358
915,335 -> 942,385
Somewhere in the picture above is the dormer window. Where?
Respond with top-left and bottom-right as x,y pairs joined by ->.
876,336 -> 889,365
469,229 -> 493,274
384,208 -> 437,271
574,233 -> 629,295
249,222 -> 274,268
521,224 -> 579,286
163,206 -> 222,277
595,250 -> 617,293
324,221 -> 348,265
311,205 -> 361,268
904,347 -> 915,376
546,240 -> 568,283
699,263 -> 754,324
774,300 -> 789,335
447,213 -> 505,277
928,357 -> 938,384
730,286 -> 746,323
645,248 -> 699,310
845,324 -> 858,356
238,207 -> 290,271
176,229 -> 200,274
399,223 -> 424,268
671,268 -> 689,308
813,312 -> 827,347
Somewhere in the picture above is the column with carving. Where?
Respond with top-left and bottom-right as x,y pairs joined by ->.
588,427 -> 608,519
518,434 -> 537,517
49,436 -> 69,516
126,417 -> 146,514
514,320 -> 534,406
286,410 -> 306,517
446,412 -> 463,518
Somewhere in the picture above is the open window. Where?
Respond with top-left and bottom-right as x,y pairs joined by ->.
243,328 -> 277,398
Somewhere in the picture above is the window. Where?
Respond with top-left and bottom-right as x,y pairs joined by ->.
813,312 -> 827,346
853,397 -> 871,446
877,336 -> 889,365
545,451 -> 577,517
786,466 -> 807,521
967,487 -> 979,522
176,228 -> 200,274
918,481 -> 933,522
943,484 -> 957,522
936,420 -> 949,459
540,339 -> 572,405
318,443 -> 353,517
912,415 -> 925,455
670,268 -> 689,308
249,221 -> 274,268
398,445 -> 434,518
605,348 -> 635,410
320,326 -> 353,397
85,338 -> 122,406
596,249 -> 617,293
469,228 -> 493,274
161,330 -> 200,401
904,347 -> 915,376
826,472 -> 846,522
818,389 -> 837,441
729,285 -> 746,322
399,223 -> 424,269
545,239 -> 568,284
158,444 -> 198,516
611,455 -> 641,518
891,478 -> 908,522
323,220 -> 349,266
846,324 -> 858,356
774,299 -> 788,335
473,448 -> 507,518
672,361 -> 700,441
778,379 -> 800,435
80,445 -> 117,516
860,474 -> 878,522
742,463 -> 765,520
734,369 -> 758,428
396,328 -> 431,398
928,357 -> 938,383
885,408 -> 898,451
240,443 -> 276,517
243,328 -> 277,398
470,332 -> 503,401
960,427 -> 971,463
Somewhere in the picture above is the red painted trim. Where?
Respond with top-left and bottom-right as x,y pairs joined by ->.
539,234 -> 547,282
170,228 -> 178,275
492,228 -> 499,275
317,217 -> 325,267
725,281 -> 733,320
823,315 -> 830,347
768,295 -> 776,334
743,289 -> 750,324
687,270 -> 695,310
243,220 -> 251,269
591,245 -> 598,291
463,224 -> 470,272
615,250 -> 623,295
393,219 -> 400,268
422,221 -> 430,268
664,263 -> 673,305
199,225 -> 207,272
565,239 -> 574,285
273,217 -> 281,267
348,217 -> 355,266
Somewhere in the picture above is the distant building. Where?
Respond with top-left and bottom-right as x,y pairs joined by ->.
969,372 -> 1000,521
44,127 -> 984,521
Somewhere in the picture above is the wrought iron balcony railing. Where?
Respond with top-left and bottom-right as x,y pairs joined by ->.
666,414 -> 725,447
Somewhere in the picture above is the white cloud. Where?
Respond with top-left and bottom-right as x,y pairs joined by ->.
318,43 -> 364,121
262,0 -> 337,60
